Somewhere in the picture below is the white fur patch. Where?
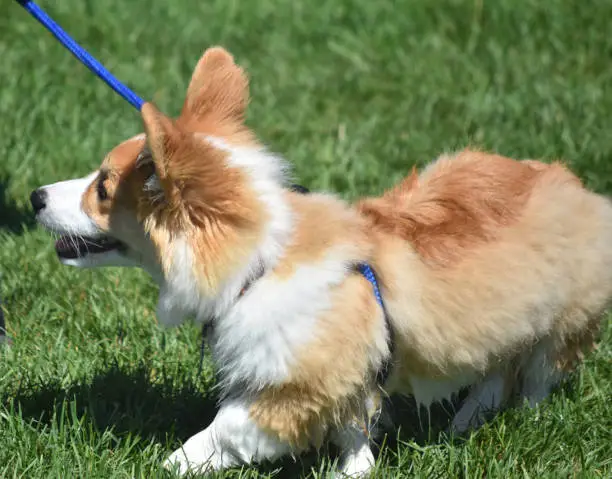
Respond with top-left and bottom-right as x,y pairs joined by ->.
156,237 -> 203,326
332,427 -> 376,478
164,398 -> 290,475
212,250 -> 354,393
36,172 -> 100,236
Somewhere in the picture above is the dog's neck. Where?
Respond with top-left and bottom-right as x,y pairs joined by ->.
193,184 -> 310,326
153,142 -> 296,327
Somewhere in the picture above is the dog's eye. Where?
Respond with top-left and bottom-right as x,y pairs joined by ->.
97,181 -> 108,201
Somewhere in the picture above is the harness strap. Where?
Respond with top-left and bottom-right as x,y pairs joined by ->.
356,263 -> 395,387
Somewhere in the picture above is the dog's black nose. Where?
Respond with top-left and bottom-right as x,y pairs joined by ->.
30,189 -> 47,213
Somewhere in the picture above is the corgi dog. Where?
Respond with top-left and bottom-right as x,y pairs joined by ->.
31,46 -> 612,477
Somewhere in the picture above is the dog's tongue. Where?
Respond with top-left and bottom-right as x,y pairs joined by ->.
54,235 -> 121,259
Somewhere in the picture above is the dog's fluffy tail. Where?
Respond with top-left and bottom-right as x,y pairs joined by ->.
355,150 -> 581,267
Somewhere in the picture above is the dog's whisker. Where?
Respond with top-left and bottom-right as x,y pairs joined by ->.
77,233 -> 91,254
69,234 -> 79,254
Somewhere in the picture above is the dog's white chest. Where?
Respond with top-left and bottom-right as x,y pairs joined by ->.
211,259 -> 350,392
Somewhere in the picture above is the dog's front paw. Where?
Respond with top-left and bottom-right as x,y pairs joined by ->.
163,447 -> 212,476
337,447 -> 375,478
162,449 -> 191,476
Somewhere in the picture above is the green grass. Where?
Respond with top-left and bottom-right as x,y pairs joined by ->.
1,0 -> 611,477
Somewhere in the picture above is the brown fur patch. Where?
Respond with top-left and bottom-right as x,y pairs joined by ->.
356,150 -> 579,267
140,103 -> 264,291
250,274 -> 384,449
178,47 -> 257,147
554,312 -> 603,372
81,136 -> 147,231
273,193 -> 372,278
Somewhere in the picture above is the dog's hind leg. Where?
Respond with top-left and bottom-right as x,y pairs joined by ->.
519,339 -> 565,408
163,398 -> 291,476
450,371 -> 511,434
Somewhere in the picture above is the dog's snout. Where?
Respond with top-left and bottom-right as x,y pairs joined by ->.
30,189 -> 48,213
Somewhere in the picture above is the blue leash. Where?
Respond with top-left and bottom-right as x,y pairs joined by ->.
15,0 -> 145,110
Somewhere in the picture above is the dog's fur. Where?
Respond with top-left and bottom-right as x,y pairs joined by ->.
32,47 -> 612,476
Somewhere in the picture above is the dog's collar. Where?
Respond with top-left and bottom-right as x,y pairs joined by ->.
237,264 -> 265,299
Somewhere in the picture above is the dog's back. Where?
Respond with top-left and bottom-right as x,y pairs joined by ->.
358,150 -> 612,415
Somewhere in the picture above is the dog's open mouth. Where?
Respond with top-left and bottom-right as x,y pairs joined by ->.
54,235 -> 124,259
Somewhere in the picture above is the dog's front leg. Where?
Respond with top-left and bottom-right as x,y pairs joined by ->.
155,284 -> 192,327
164,398 -> 291,475
331,425 -> 375,477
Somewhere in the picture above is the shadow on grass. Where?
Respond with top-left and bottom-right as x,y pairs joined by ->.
382,393 -> 461,444
0,175 -> 35,234
6,366 -> 573,477
368,391 -> 468,466
376,378 -> 577,462
5,365 -> 218,444
2,365 -> 326,477
0,174 -> 31,344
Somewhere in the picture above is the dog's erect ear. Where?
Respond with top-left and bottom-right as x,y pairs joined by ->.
139,102 -> 183,201
139,102 -> 243,221
180,46 -> 249,123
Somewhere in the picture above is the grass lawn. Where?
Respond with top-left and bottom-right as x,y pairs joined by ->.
1,0 -> 611,477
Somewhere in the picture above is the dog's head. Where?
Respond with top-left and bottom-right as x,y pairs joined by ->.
32,47 -> 291,324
